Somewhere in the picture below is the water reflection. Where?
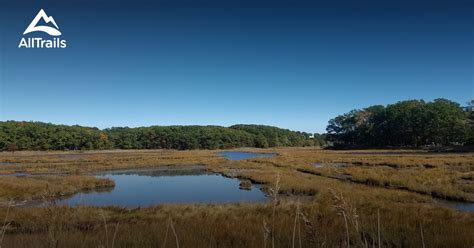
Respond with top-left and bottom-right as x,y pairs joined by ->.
59,167 -> 267,207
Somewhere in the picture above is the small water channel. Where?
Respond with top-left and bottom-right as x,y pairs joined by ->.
220,151 -> 276,161
436,199 -> 474,212
0,172 -> 29,177
58,167 -> 267,207
313,162 -> 349,168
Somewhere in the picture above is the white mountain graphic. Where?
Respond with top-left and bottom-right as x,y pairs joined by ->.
23,9 -> 61,36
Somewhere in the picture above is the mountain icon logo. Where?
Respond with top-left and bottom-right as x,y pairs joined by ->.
23,9 -> 61,36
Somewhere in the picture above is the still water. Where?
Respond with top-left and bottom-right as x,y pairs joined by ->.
436,199 -> 474,212
59,167 -> 266,207
220,151 -> 275,161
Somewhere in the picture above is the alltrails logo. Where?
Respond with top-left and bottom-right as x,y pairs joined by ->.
18,9 -> 67,48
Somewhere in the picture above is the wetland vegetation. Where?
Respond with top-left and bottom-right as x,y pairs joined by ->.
0,98 -> 472,247
0,148 -> 473,247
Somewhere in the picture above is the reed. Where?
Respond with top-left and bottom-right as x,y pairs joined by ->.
0,198 -> 473,247
0,148 -> 473,247
0,201 -> 11,248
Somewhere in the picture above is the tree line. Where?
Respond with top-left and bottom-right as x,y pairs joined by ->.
326,99 -> 473,148
0,122 -> 322,151
2,98 -> 469,151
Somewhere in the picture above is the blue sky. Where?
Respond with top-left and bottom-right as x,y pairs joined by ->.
0,0 -> 472,133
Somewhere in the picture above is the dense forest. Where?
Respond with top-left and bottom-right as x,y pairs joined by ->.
1,98 -> 471,151
0,123 -> 321,151
326,99 -> 473,147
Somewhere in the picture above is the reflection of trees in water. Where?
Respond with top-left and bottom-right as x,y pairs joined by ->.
55,186 -> 115,206
77,186 -> 115,194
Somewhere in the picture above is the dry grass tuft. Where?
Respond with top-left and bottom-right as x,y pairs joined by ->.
0,148 -> 473,247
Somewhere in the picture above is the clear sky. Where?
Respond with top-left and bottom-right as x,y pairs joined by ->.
0,0 -> 472,133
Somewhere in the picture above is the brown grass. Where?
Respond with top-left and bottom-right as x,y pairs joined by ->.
0,176 -> 114,203
0,196 -> 473,247
0,148 -> 473,247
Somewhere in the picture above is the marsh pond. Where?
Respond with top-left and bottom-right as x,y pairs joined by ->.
57,166 -> 266,207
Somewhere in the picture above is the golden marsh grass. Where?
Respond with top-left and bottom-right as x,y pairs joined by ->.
0,148 -> 473,247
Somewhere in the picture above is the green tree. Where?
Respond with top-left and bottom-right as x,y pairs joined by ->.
325,99 -> 471,147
